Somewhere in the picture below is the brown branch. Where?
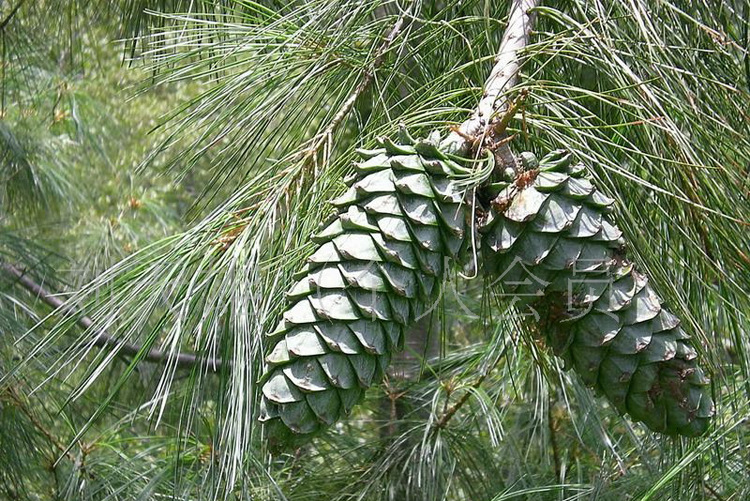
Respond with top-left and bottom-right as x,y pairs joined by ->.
442,0 -> 539,166
5,387 -> 76,463
703,482 -> 726,501
432,342 -> 509,430
432,371 -> 490,430
0,0 -> 26,32
1,262 -> 224,372
548,393 -> 562,481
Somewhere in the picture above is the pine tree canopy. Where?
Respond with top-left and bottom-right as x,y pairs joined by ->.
0,1 -> 748,500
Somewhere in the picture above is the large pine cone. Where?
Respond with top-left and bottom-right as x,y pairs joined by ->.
260,131 -> 468,445
480,150 -> 714,436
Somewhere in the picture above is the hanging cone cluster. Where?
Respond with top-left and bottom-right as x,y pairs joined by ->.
480,150 -> 714,436
260,130 -> 468,445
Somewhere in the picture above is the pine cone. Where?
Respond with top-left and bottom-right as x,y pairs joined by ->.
480,150 -> 714,436
260,130 -> 468,445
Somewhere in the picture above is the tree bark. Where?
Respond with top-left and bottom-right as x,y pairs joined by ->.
442,0 -> 538,165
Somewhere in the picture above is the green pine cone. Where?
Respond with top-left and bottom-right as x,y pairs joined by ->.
480,150 -> 714,436
260,130 -> 468,446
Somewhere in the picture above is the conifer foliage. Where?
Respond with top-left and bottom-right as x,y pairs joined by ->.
0,0 -> 747,499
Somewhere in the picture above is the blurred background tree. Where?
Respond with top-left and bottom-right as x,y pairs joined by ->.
0,1 -> 748,499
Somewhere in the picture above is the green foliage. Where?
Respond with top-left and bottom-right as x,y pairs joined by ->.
0,0 -> 748,500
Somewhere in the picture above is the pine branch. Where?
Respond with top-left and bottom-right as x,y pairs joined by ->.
432,371 -> 490,430
0,0 -> 26,32
299,3 -> 413,160
443,0 -> 538,164
5,386 -> 77,464
548,393 -> 562,481
432,0 -> 539,431
432,342 -> 509,431
1,262 -> 225,372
